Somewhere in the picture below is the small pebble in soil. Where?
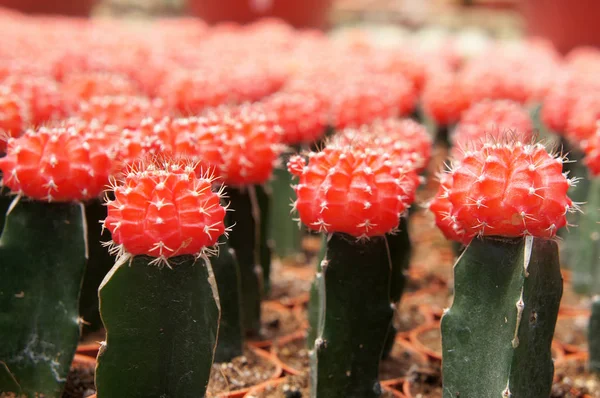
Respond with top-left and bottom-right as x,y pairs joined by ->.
283,383 -> 303,398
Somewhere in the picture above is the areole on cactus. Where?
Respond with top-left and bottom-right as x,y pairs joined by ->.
430,138 -> 574,397
96,157 -> 226,397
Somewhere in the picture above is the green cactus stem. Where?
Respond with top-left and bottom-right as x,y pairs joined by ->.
0,185 -> 12,235
226,186 -> 263,335
441,236 -> 563,398
78,199 -> 114,334
0,198 -> 88,397
307,234 -> 327,350
381,217 -> 411,359
310,233 -> 394,398
569,177 -> 600,295
95,254 -> 220,398
590,297 -> 600,374
256,184 -> 273,294
212,237 -> 244,363
269,164 -> 303,261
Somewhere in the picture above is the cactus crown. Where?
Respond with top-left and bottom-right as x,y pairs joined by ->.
0,87 -> 30,152
0,124 -> 118,202
103,157 -> 228,267
76,95 -> 167,129
421,68 -> 469,126
262,90 -> 328,145
452,100 -> 534,153
581,125 -> 600,177
430,140 -> 578,242
199,103 -> 285,186
288,141 -> 416,239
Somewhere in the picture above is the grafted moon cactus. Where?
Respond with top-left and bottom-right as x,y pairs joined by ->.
289,141 -> 415,398
196,104 -> 283,334
96,158 -> 226,398
0,123 -> 120,396
430,139 -> 574,398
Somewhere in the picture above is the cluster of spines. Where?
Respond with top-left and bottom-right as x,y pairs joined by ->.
102,157 -> 229,268
288,142 -> 415,240
429,141 -> 580,242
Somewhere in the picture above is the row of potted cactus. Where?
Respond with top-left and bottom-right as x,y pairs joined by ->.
1,7 -> 600,398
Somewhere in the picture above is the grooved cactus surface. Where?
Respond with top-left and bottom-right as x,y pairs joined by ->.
590,297 -> 600,374
95,255 -> 220,398
212,238 -> 244,363
311,233 -> 393,398
381,218 -> 411,359
269,165 -> 303,260
0,199 -> 87,397
79,199 -> 114,332
569,177 -> 600,295
307,233 -> 327,350
226,186 -> 262,335
441,236 -> 562,398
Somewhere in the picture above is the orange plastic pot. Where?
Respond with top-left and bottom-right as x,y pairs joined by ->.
0,0 -> 98,16
521,0 -> 600,54
409,322 -> 442,362
84,347 -> 281,398
244,376 -> 287,397
76,342 -> 102,358
186,0 -> 333,30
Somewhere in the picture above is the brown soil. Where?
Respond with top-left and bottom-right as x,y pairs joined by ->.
247,374 -> 403,398
61,362 -> 96,398
254,303 -> 304,344
395,301 -> 430,333
404,273 -> 446,294
404,289 -> 453,318
275,336 -> 310,374
405,364 -> 443,398
560,287 -> 590,310
248,375 -> 309,398
554,314 -> 589,352
414,326 -> 442,357
380,339 -> 428,381
268,266 -> 312,305
552,357 -> 600,397
207,348 -> 277,395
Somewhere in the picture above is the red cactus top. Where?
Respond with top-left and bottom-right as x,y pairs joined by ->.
429,141 -> 574,242
581,127 -> 600,177
157,68 -> 231,116
566,93 -> 600,144
104,158 -> 226,264
330,72 -> 415,130
421,69 -> 469,127
1,75 -> 65,126
0,124 -> 118,202
76,95 -> 168,129
288,144 -> 416,238
0,88 -> 29,153
452,100 -> 534,154
428,173 -> 467,243
61,72 -> 140,112
334,118 -> 431,174
195,104 -> 284,186
541,72 -> 600,135
261,91 -> 328,145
